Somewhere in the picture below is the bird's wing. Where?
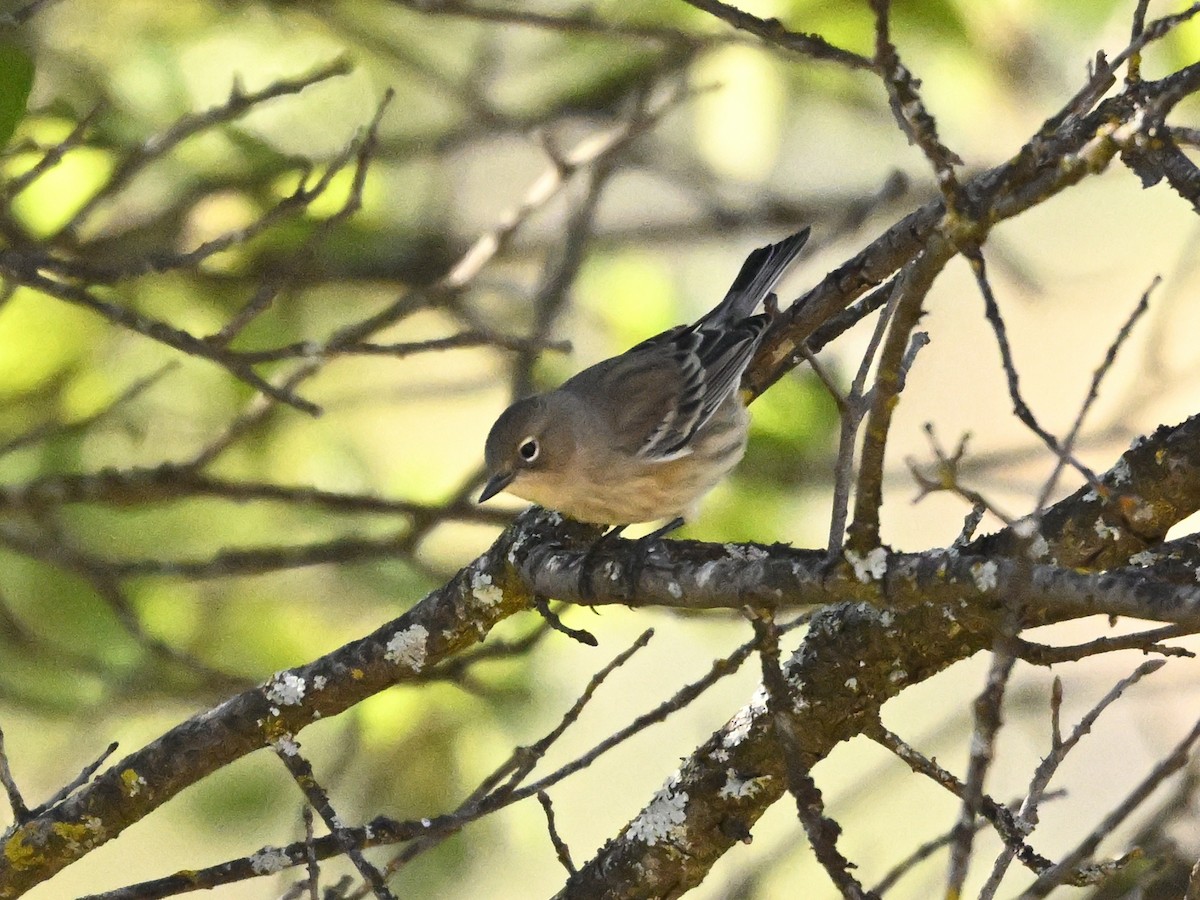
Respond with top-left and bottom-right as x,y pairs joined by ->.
580,315 -> 764,461
561,335 -> 697,461
566,228 -> 809,461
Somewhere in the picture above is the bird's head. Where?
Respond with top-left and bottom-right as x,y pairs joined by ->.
479,395 -> 579,507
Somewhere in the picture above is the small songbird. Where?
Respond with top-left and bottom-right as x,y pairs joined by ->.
479,227 -> 810,527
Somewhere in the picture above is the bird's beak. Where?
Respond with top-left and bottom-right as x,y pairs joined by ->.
479,471 -> 515,504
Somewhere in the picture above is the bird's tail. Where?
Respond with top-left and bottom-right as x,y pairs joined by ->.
707,226 -> 811,324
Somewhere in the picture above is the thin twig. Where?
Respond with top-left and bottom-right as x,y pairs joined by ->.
980,659 -> 1167,897
275,741 -> 396,900
1036,277 -> 1156,510
967,247 -> 1099,490
59,58 -> 353,237
1013,628 -> 1194,665
680,0 -> 872,69
752,612 -> 878,899
0,363 -> 177,460
27,742 -> 119,820
945,601 -> 1021,896
0,725 -> 29,821
1024,713 -> 1200,897
537,791 -> 576,875
848,243 -> 949,552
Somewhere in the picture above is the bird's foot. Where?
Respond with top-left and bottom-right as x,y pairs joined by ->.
578,524 -> 627,602
620,517 -> 684,601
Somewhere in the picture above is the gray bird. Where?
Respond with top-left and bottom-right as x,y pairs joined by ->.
480,228 -> 810,526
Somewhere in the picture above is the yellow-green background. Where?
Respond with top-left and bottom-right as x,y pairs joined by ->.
2,0 -> 1200,897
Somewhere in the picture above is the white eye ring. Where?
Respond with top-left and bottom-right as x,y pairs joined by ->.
518,437 -> 539,462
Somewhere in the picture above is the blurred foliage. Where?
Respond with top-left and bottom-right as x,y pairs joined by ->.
0,0 -> 1197,898
0,38 -> 32,151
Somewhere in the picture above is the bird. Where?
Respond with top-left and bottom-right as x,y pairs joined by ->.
479,227 -> 810,529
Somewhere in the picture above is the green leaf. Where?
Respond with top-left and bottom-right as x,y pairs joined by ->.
0,38 -> 33,150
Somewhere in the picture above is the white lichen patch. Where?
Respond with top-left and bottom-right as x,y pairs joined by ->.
725,544 -> 769,562
506,532 -> 527,564
273,735 -> 300,757
312,675 -> 327,691
625,775 -> 688,846
719,770 -> 769,800
846,547 -> 888,584
1110,457 -> 1132,485
666,581 -> 683,599
724,706 -> 756,747
1082,489 -> 1100,503
694,561 -> 722,589
723,685 -> 769,748
265,672 -> 306,707
1094,520 -> 1121,541
385,624 -> 429,671
971,560 -> 998,592
1128,550 -> 1157,567
1027,533 -> 1050,560
1012,516 -> 1038,539
889,669 -> 908,684
470,568 -> 504,608
844,677 -> 858,692
250,846 -> 291,875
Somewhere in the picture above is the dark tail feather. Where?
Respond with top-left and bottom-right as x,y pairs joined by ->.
708,226 -> 811,323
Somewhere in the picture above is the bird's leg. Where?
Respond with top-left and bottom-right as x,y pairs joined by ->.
621,517 -> 685,600
578,524 -> 628,602
634,516 -> 684,545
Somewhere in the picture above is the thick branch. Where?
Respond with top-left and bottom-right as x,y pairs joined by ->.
553,412 -> 1200,898
0,519 -> 542,897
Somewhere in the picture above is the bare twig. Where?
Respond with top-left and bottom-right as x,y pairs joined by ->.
679,0 -> 872,69
530,595 -> 597,646
1013,627 -> 1195,665
752,612 -> 878,900
967,247 -> 1099,489
0,725 -> 29,821
848,242 -> 950,552
59,58 -> 353,238
1036,277 -> 1156,510
26,741 -> 119,821
869,0 -> 963,201
2,105 -> 103,200
274,740 -> 396,900
867,723 -> 1052,879
945,602 -> 1021,895
980,659 -> 1166,896
1024,713 -> 1200,897
908,426 -> 1014,526
0,364 -> 178,459
537,791 -> 577,875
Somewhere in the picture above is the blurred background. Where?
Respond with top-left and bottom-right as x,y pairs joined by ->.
2,0 -> 1200,896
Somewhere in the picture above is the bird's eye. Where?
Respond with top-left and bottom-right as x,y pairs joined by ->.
518,437 -> 539,462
